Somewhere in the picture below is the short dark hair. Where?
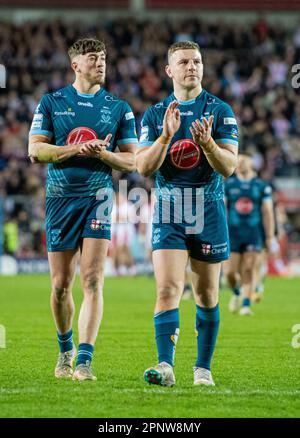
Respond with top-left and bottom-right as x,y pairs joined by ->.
68,38 -> 106,60
168,41 -> 201,62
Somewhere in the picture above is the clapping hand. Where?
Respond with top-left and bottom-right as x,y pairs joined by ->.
78,134 -> 112,158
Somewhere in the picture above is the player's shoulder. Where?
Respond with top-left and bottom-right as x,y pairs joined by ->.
225,175 -> 238,186
101,90 -> 134,116
253,176 -> 267,187
254,177 -> 272,192
47,86 -> 71,100
147,95 -> 173,115
38,86 -> 71,107
101,90 -> 128,107
205,90 -> 234,113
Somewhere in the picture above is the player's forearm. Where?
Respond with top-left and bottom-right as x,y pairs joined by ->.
201,138 -> 237,178
29,142 -> 78,164
100,150 -> 136,172
262,204 -> 275,240
136,135 -> 172,177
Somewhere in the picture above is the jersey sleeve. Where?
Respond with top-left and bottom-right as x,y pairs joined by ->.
262,183 -> 272,201
29,95 -> 53,139
213,103 -> 239,147
116,102 -> 138,146
224,180 -> 229,200
139,107 -> 158,147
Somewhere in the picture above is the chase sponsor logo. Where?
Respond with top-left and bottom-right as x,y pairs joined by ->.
91,220 -> 110,231
201,242 -> 228,255
78,101 -> 93,108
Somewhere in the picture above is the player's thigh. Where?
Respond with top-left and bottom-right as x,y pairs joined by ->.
152,249 -> 189,296
80,238 -> 110,288
190,258 -> 221,305
48,249 -> 78,288
190,199 -> 229,263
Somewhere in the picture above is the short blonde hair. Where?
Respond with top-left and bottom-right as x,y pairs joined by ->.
168,41 -> 201,62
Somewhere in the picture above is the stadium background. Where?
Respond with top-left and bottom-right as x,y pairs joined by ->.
1,1 -> 300,277
0,0 -> 300,420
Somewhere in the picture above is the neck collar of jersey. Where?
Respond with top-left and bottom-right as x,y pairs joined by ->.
175,89 -> 205,105
70,84 -> 103,98
237,175 -> 254,182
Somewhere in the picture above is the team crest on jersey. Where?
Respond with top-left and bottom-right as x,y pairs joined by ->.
101,114 -> 111,124
90,219 -> 101,230
170,139 -> 201,170
235,197 -> 254,214
66,127 -> 98,145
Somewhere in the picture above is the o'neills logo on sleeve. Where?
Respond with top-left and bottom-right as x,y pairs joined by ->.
169,139 -> 201,170
66,127 -> 98,144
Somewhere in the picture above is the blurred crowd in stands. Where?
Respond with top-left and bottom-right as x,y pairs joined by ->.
0,17 -> 300,261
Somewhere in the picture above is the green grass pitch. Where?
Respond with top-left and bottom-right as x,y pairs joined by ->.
0,275 -> 299,418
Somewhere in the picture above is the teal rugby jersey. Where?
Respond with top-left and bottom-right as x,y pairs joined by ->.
139,89 -> 238,202
225,175 -> 272,229
29,85 -> 138,197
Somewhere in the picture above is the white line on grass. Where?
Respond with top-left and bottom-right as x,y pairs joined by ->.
115,388 -> 300,397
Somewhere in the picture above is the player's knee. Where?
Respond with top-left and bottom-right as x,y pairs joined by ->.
227,270 -> 236,281
52,279 -> 72,302
157,283 -> 182,303
194,287 -> 218,307
81,271 -> 103,294
243,265 -> 254,280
